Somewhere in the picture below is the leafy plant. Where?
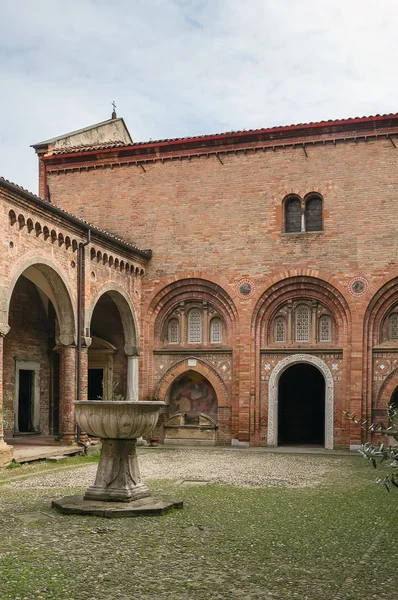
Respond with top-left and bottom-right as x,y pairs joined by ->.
345,403 -> 398,491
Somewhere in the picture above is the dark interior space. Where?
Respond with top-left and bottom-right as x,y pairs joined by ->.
88,368 -> 104,400
18,369 -> 34,432
278,363 -> 325,445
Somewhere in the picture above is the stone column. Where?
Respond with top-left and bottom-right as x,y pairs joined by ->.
59,341 -> 77,444
125,346 -> 140,401
0,324 -> 13,466
311,301 -> 317,343
287,301 -> 293,343
179,302 -> 186,345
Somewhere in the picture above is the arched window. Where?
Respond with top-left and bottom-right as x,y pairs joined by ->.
274,316 -> 286,342
285,197 -> 302,233
188,309 -> 202,343
305,196 -> 322,232
319,315 -> 332,342
168,318 -> 180,344
210,317 -> 222,343
295,305 -> 310,341
388,313 -> 398,341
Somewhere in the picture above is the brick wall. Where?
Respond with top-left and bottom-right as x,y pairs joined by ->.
33,130 -> 398,447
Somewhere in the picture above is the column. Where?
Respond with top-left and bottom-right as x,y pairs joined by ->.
287,301 -> 293,343
59,343 -> 77,444
311,301 -> 317,343
203,302 -> 209,345
79,337 -> 91,401
179,302 -> 186,346
125,346 -> 140,401
0,323 -> 13,466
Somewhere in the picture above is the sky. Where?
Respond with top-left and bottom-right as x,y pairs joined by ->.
1,0 -> 397,194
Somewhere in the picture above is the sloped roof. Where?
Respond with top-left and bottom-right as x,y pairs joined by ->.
41,112 -> 398,156
31,117 -> 133,149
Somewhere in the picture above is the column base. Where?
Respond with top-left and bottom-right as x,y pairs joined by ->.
84,438 -> 150,503
0,439 -> 14,467
58,434 -> 76,445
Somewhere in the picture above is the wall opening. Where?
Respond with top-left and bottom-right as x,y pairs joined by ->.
18,370 -> 34,432
88,368 -> 104,400
278,363 -> 325,445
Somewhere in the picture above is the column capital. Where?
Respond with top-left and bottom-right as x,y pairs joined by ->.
124,345 -> 140,357
58,333 -> 77,347
82,337 -> 92,348
0,323 -> 10,337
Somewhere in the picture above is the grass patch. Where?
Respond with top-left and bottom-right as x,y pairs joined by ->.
0,454 -> 396,600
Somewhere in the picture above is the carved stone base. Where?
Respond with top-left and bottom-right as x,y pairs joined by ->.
0,440 -> 13,467
84,438 -> 149,502
52,495 -> 183,518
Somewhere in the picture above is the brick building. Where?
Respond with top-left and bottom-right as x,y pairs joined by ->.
0,176 -> 150,465
2,111 -> 398,462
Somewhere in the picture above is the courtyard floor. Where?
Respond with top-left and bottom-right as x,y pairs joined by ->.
0,447 -> 397,600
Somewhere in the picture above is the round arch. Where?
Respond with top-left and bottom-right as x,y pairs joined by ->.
155,357 -> 229,407
375,367 -> 398,410
88,285 -> 138,348
4,255 -> 76,341
148,277 -> 239,340
252,275 -> 351,346
267,354 -> 334,449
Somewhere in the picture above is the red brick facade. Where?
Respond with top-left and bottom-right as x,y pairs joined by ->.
0,178 -> 149,464
2,113 -> 398,461
31,113 -> 398,449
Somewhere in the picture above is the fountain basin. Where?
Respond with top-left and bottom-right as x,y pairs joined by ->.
75,400 -> 165,439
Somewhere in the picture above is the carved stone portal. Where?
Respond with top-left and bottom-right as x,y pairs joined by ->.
267,354 -> 334,449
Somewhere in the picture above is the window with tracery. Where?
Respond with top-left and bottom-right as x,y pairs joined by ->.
210,317 -> 222,343
188,309 -> 202,343
274,316 -> 286,342
388,313 -> 398,341
295,305 -> 310,341
168,318 -> 180,343
319,315 -> 331,342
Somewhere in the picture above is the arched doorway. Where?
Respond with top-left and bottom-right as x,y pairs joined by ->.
278,364 -> 325,445
267,354 -> 334,449
4,262 -> 75,437
163,370 -> 218,445
88,288 -> 138,401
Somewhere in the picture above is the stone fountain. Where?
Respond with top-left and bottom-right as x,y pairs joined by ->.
53,401 -> 183,517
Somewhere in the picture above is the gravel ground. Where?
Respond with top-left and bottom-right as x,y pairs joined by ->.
5,447 -> 344,489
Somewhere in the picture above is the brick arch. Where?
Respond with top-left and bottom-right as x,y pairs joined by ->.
375,367 -> 398,409
155,357 -> 229,407
88,283 -> 138,347
3,253 -> 76,342
364,277 -> 398,348
252,275 -> 351,346
148,277 -> 239,340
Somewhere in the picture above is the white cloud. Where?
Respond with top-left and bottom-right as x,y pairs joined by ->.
0,0 -> 397,192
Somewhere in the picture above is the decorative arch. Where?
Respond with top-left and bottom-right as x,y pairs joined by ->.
267,354 -> 334,449
148,277 -> 238,342
88,284 -> 138,347
364,277 -> 398,347
252,275 -> 351,346
4,255 -> 76,341
375,367 -> 398,410
155,357 -> 229,407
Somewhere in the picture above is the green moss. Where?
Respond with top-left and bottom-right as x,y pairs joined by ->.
0,455 -> 396,600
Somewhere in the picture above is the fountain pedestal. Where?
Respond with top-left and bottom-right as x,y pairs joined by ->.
84,439 -> 149,502
52,401 -> 183,518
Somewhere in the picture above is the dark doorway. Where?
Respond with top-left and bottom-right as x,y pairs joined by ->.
18,370 -> 34,432
278,363 -> 325,445
88,368 -> 104,400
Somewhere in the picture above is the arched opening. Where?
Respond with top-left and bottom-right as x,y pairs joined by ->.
89,294 -> 127,400
278,363 -> 325,445
163,370 -> 218,445
4,263 -> 75,437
